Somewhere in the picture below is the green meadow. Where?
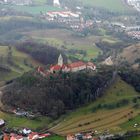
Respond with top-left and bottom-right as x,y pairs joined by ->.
80,0 -> 132,13
0,4 -> 61,15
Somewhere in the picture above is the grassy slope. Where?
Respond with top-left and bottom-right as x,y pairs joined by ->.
49,77 -> 140,135
25,29 -> 102,61
120,115 -> 140,131
0,46 -> 42,82
80,0 -> 131,13
128,136 -> 140,140
0,111 -> 50,130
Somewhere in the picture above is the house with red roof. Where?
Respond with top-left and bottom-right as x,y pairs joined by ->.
67,134 -> 75,140
38,133 -> 50,139
10,135 -> 23,140
28,132 -> 39,140
3,134 -> 10,140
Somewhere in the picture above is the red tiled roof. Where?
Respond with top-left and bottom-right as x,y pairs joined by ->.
68,61 -> 86,68
4,134 -> 10,140
38,133 -> 50,139
28,132 -> 39,140
16,136 -> 23,140
50,65 -> 62,71
50,64 -> 68,71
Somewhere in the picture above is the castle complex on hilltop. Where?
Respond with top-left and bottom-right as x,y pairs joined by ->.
37,54 -> 96,77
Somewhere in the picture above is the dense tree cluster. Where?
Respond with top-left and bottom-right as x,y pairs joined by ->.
2,68 -> 115,118
95,41 -> 130,62
16,41 -> 67,65
119,69 -> 140,92
92,99 -> 129,112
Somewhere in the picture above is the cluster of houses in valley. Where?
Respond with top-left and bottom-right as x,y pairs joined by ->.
66,132 -> 118,140
42,10 -> 94,31
127,0 -> 140,12
37,54 -> 96,77
0,119 -> 51,140
67,133 -> 98,140
110,22 -> 140,40
0,0 -> 32,5
125,26 -> 140,40
127,30 -> 140,39
1,128 -> 51,140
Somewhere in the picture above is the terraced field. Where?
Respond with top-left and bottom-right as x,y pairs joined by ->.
49,77 -> 140,136
50,106 -> 138,135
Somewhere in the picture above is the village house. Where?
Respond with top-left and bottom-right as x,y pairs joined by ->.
3,131 -> 50,140
0,119 -> 5,128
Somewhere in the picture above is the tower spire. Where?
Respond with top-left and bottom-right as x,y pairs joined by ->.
58,54 -> 63,67
53,0 -> 60,7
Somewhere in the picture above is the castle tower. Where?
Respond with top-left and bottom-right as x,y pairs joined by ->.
53,0 -> 60,7
58,54 -> 63,67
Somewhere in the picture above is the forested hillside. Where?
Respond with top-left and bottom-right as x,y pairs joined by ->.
119,68 -> 140,92
2,67 -> 116,118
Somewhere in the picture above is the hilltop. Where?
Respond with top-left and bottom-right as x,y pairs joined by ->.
2,67 -> 115,119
